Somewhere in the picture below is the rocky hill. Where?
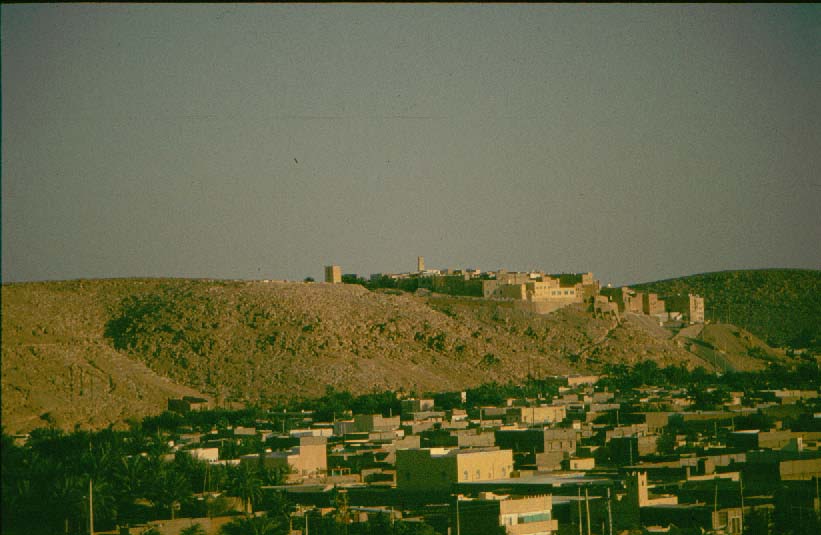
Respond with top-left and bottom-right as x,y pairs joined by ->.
2,278 -> 779,433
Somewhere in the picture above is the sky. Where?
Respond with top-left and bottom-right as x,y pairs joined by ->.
2,4 -> 820,286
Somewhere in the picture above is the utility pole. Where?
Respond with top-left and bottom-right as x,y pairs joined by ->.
577,488 -> 583,535
585,488 -> 592,535
607,487 -> 614,535
456,494 -> 461,535
739,473 -> 745,535
89,478 -> 94,535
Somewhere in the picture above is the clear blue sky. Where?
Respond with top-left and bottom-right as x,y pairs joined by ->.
3,4 -> 819,286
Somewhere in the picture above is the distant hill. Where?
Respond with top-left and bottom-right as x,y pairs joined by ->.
632,269 -> 821,351
2,278 -> 779,433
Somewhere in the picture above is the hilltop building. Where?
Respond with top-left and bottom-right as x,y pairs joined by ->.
167,396 -> 210,413
593,295 -> 620,319
417,256 -> 425,272
662,293 -> 706,324
482,271 -> 600,314
325,265 -> 342,284
605,288 -> 706,324
642,292 -> 665,316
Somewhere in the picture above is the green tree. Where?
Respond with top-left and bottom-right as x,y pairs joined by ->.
228,463 -> 263,514
394,522 -> 437,535
656,428 -> 677,455
113,454 -> 150,521
151,466 -> 191,520
690,386 -> 731,411
180,523 -> 207,535
220,514 -> 286,535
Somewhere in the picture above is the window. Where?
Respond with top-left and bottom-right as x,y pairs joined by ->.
518,512 -> 551,524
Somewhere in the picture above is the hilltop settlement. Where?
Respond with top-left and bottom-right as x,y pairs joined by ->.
325,256 -> 704,324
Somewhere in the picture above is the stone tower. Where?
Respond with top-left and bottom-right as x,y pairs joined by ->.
324,265 -> 341,284
626,471 -> 649,507
417,256 -> 425,272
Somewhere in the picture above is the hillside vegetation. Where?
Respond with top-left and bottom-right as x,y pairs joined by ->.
2,277 -> 781,433
633,269 -> 821,351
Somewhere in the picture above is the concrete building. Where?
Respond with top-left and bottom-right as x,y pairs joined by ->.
508,405 -> 567,426
324,265 -> 342,284
689,294 -> 705,323
609,435 -> 658,464
453,493 -> 558,535
640,504 -> 743,534
642,293 -> 665,316
779,457 -> 821,480
240,436 -> 327,477
185,447 -> 220,463
396,447 -> 514,492
580,272 -> 601,300
495,428 -> 577,456
167,396 -> 210,413
482,272 -> 590,315
354,414 -> 401,433
401,398 -> 436,416
565,375 -> 600,387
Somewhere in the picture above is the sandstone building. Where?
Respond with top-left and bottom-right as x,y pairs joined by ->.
324,265 -> 342,284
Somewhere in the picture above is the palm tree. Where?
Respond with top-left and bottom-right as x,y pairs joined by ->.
219,514 -> 284,535
227,463 -> 262,515
179,523 -> 206,535
151,466 -> 191,520
50,471 -> 85,534
81,477 -> 117,533
172,451 -> 208,493
114,454 -> 149,497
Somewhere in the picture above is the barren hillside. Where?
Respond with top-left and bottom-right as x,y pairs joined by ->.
2,278 -> 777,433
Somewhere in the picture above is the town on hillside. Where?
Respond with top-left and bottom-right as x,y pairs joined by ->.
4,261 -> 818,535
323,257 -> 705,325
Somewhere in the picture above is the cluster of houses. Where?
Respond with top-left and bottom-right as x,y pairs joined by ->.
159,376 -> 821,535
